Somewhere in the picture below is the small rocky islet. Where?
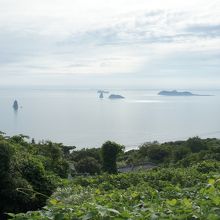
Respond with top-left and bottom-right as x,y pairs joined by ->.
97,90 -> 125,99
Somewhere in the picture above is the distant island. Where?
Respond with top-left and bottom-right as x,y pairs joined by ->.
97,90 -> 110,99
158,90 -> 212,96
109,94 -> 125,99
97,90 -> 109,94
13,100 -> 19,110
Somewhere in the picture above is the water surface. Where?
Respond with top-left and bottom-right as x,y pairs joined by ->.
0,88 -> 219,149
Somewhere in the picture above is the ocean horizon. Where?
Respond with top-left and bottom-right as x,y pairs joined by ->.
0,87 -> 220,150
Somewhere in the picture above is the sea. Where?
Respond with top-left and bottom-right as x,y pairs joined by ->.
0,87 -> 220,150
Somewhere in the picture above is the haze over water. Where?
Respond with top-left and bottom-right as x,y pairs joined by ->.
1,0 -> 220,150
0,87 -> 219,149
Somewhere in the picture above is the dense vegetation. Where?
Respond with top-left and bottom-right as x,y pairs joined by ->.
10,162 -> 220,219
0,133 -> 69,219
0,132 -> 220,219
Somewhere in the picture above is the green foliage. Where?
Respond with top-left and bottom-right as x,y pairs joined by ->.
195,160 -> 220,173
117,137 -> 220,167
0,140 -> 35,218
19,156 -> 57,202
0,140 -> 13,178
101,141 -> 124,174
36,142 -> 70,178
11,162 -> 220,219
172,146 -> 191,162
186,136 -> 208,153
10,135 -> 30,146
61,145 -> 76,158
0,135 -> 67,218
70,147 -> 102,163
1,175 -> 34,215
138,142 -> 172,164
2,134 -> 220,219
75,157 -> 101,175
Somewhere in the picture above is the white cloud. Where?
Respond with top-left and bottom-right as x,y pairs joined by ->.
0,0 -> 219,88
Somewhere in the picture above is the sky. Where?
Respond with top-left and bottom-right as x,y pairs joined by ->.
0,0 -> 220,89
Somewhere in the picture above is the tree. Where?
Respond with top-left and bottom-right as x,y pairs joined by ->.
0,141 -> 34,218
101,141 -> 124,174
0,141 -> 13,179
75,157 -> 101,175
172,146 -> 190,162
147,145 -> 171,163
139,142 -> 171,163
0,137 -> 61,218
186,137 -> 208,153
36,142 -> 69,178
71,148 -> 101,163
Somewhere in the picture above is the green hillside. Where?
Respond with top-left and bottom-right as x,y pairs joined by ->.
0,133 -> 220,219
11,163 -> 220,219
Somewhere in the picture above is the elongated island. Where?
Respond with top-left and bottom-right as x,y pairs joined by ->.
158,90 -> 212,96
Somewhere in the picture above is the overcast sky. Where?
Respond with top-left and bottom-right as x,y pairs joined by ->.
0,0 -> 220,89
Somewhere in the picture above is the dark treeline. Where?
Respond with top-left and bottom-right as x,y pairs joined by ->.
71,136 -> 220,174
0,132 -> 220,219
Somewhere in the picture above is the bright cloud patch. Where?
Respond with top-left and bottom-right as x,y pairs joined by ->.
0,0 -> 219,88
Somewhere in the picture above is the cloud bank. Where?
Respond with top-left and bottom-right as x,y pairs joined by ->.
0,0 -> 219,88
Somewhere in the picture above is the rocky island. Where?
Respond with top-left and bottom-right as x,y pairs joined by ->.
97,90 -> 109,94
97,90 -> 110,99
158,90 -> 211,96
109,94 -> 125,99
13,100 -> 19,110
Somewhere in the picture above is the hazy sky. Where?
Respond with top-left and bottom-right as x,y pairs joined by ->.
0,0 -> 220,89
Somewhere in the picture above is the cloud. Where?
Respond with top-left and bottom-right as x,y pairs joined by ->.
62,8 -> 220,49
0,0 -> 219,88
185,24 -> 220,37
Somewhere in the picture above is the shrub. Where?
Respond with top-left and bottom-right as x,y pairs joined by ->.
75,157 -> 101,175
101,141 -> 124,174
186,136 -> 208,153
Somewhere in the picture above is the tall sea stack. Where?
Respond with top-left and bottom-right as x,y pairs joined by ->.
13,100 -> 18,110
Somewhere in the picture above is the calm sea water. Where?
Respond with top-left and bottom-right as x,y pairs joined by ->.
0,87 -> 220,149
